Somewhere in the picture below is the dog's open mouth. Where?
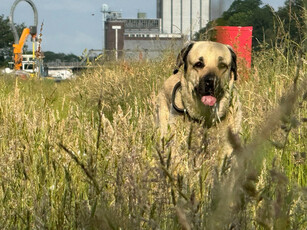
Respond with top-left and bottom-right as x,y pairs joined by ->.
196,75 -> 218,107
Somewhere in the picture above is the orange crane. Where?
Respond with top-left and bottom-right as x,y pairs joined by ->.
9,0 -> 38,70
12,26 -> 37,70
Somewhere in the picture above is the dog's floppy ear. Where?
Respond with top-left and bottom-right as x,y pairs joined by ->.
227,45 -> 238,81
173,42 -> 195,74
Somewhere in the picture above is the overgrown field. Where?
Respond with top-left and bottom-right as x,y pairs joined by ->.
0,46 -> 306,229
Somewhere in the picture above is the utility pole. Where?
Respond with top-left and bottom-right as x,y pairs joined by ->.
112,25 -> 121,60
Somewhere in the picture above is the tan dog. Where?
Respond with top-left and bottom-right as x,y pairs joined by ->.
156,41 -> 242,154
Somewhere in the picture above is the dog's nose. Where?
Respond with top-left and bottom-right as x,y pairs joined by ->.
203,74 -> 215,83
202,74 -> 216,88
195,74 -> 217,97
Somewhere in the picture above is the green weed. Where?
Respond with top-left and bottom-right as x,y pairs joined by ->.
0,45 -> 306,229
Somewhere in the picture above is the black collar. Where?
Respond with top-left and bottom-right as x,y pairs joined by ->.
171,81 -> 184,114
171,81 -> 202,123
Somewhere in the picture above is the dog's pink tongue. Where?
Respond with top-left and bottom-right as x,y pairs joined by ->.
201,96 -> 217,106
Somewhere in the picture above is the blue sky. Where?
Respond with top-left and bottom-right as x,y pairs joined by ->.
0,0 -> 286,55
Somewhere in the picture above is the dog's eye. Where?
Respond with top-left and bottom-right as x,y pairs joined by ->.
194,62 -> 204,69
219,63 -> 228,69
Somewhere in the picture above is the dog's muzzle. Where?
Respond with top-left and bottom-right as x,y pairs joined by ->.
195,74 -> 223,106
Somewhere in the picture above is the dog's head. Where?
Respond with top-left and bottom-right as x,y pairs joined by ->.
174,41 -> 237,107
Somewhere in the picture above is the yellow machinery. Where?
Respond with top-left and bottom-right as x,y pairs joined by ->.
12,27 -> 37,70
9,0 -> 38,71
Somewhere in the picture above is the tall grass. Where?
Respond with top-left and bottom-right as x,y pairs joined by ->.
0,43 -> 306,229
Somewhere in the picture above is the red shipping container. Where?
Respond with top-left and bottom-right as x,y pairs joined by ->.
215,26 -> 253,76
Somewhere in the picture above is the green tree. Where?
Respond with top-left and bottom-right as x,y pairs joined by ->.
196,0 -> 305,50
195,0 -> 275,48
276,0 -> 305,46
43,51 -> 78,63
222,0 -> 263,23
0,14 -> 25,67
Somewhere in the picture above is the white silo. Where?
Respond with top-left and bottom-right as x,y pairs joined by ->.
157,0 -> 210,39
157,0 -> 234,39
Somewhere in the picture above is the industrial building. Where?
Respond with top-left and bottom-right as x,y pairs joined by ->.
103,0 -> 233,60
104,13 -> 184,60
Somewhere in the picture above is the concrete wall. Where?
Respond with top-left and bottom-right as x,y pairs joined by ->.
123,37 -> 185,59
